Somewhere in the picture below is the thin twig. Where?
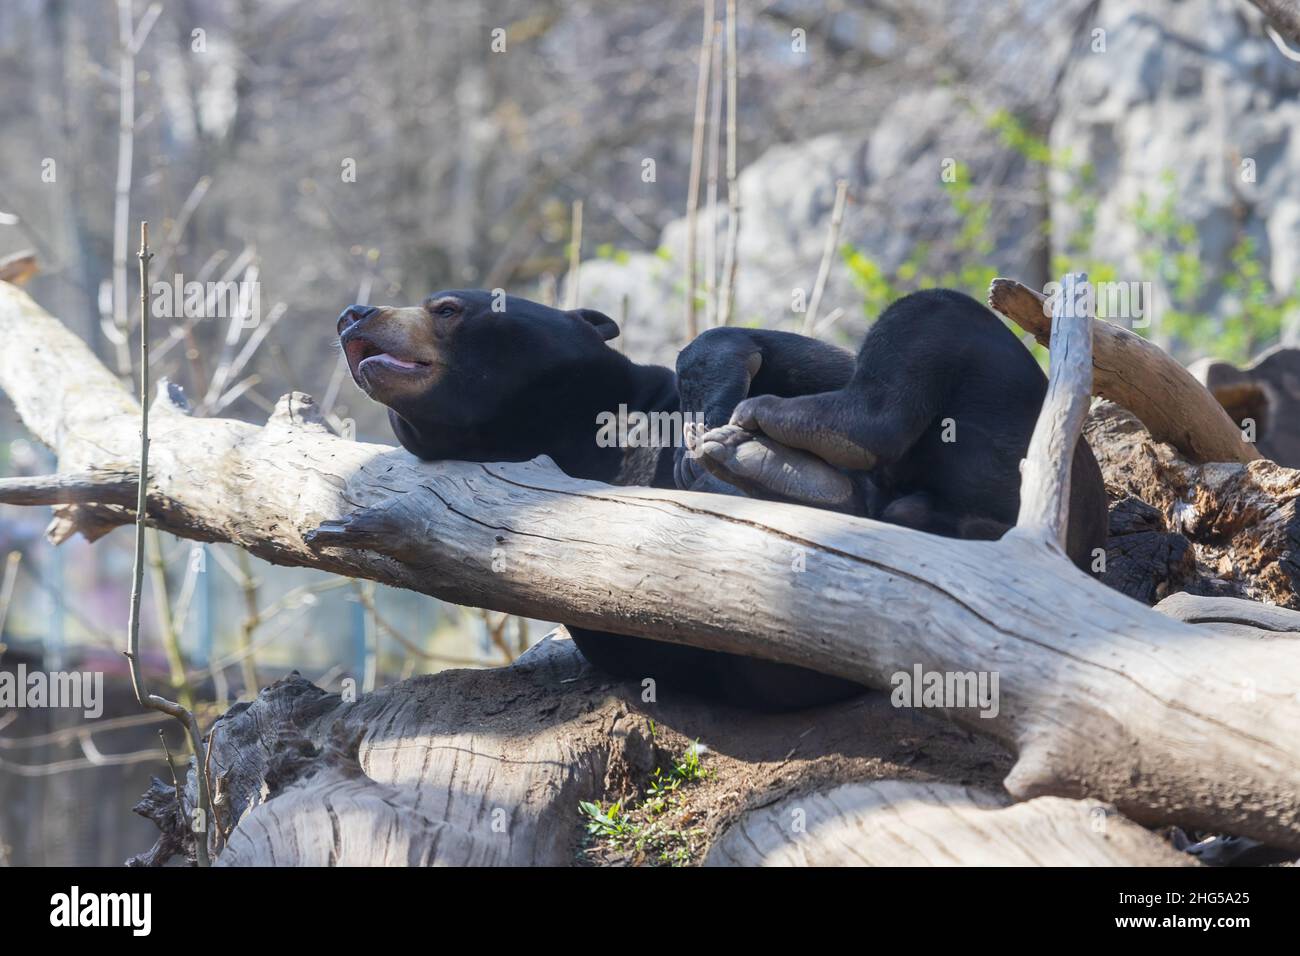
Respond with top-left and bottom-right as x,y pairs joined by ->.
684,0 -> 715,341
348,584 -> 491,668
108,0 -> 141,381
124,221 -> 211,867
618,292 -> 630,355
234,549 -> 260,698
360,580 -> 378,693
0,551 -> 23,652
539,272 -> 557,308
564,200 -> 584,310
481,608 -> 516,664
717,0 -> 741,327
158,729 -> 185,833
704,22 -> 723,329
803,178 -> 848,335
152,175 -> 213,280
145,527 -> 195,710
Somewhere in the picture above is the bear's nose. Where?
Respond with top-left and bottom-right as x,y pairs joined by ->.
337,304 -> 378,335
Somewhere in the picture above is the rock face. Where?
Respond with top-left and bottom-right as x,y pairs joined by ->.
1050,0 -> 1300,342
582,0 -> 1300,375
576,89 -> 1048,368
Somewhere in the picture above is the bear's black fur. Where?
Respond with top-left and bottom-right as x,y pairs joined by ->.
336,290 -> 863,710
676,289 -> 1109,572
337,287 -> 1108,710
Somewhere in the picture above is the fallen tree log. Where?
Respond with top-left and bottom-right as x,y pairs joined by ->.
1155,591 -> 1300,638
2,277 -> 1299,858
703,780 -> 1196,867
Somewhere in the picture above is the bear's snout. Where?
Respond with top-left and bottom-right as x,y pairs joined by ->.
337,304 -> 379,335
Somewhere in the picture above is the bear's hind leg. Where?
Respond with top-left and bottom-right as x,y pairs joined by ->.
692,422 -> 859,511
729,380 -> 943,475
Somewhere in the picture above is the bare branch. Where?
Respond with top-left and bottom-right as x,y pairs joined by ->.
123,222 -> 211,866
802,179 -> 848,336
1013,272 -> 1093,548
988,277 -> 1259,464
717,0 -> 741,327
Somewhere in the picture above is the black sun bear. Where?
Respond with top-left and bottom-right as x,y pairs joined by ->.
336,287 -> 1107,710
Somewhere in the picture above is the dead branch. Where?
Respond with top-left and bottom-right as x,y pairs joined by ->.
1012,272 -> 1093,547
717,0 -> 740,327
988,277 -> 1259,465
802,179 -> 848,336
121,224 -> 211,866
683,0 -> 715,341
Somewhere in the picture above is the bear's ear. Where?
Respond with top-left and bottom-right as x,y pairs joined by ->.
570,308 -> 620,341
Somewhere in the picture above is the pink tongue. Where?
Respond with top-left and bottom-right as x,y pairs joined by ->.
372,353 -> 418,369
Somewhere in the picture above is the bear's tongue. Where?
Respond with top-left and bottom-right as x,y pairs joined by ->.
365,353 -> 420,370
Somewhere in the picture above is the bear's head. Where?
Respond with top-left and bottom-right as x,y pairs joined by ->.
336,289 -> 621,461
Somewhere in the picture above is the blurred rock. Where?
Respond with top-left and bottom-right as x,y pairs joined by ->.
576,89 -> 1048,367
1051,0 -> 1300,339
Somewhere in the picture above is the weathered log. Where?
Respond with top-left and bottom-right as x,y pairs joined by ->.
1154,591 -> 1300,637
988,278 -> 1259,464
1086,400 -> 1300,608
704,781 -> 1195,867
3,279 -> 1300,854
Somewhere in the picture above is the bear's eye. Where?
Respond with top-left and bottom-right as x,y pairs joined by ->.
429,302 -> 459,318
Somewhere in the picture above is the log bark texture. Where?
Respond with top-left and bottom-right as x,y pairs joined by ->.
704,781 -> 1196,867
2,280 -> 1299,859
1087,401 -> 1300,608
